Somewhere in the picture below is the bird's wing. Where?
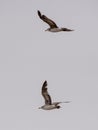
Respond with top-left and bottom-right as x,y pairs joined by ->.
37,10 -> 58,28
41,81 -> 52,105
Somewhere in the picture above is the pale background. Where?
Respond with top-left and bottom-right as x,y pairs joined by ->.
0,0 -> 98,130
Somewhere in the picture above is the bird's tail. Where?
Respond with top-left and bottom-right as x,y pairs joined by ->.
62,28 -> 74,31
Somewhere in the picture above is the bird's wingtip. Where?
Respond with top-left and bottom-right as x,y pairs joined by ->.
37,10 -> 40,13
37,10 -> 41,16
44,80 -> 47,85
42,80 -> 48,88
44,80 -> 47,82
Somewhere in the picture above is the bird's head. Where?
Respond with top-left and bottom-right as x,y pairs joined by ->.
38,106 -> 44,109
38,107 -> 42,109
45,28 -> 50,31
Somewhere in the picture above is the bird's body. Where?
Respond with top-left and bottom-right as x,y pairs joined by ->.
37,10 -> 74,33
39,81 -> 70,110
46,27 -> 73,32
46,28 -> 62,32
39,104 -> 60,110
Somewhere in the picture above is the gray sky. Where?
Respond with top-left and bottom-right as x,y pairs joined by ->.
0,0 -> 98,130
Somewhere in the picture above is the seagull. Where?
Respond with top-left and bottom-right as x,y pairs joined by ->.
39,81 -> 70,110
37,10 -> 74,32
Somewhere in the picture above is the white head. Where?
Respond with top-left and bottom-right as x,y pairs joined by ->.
38,106 -> 44,109
38,107 -> 42,109
45,28 -> 50,31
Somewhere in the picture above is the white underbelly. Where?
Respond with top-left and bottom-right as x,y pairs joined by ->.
50,28 -> 62,32
43,105 -> 56,110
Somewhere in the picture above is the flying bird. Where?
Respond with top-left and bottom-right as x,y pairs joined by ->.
39,81 -> 70,110
37,10 -> 74,32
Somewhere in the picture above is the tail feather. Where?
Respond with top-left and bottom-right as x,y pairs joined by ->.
62,28 -> 74,31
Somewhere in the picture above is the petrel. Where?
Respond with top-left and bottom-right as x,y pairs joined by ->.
37,10 -> 74,32
39,81 -> 70,110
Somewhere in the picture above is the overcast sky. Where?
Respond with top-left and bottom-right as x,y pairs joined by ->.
0,0 -> 98,130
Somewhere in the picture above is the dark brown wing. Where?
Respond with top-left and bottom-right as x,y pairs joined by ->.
41,81 -> 52,105
37,10 -> 58,28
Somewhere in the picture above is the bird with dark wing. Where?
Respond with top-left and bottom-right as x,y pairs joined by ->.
39,81 -> 71,110
37,10 -> 74,32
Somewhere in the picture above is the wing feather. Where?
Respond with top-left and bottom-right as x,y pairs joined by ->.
41,81 -> 52,105
38,10 -> 58,28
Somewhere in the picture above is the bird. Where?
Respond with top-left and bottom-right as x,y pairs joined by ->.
37,10 -> 74,33
39,81 -> 70,110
